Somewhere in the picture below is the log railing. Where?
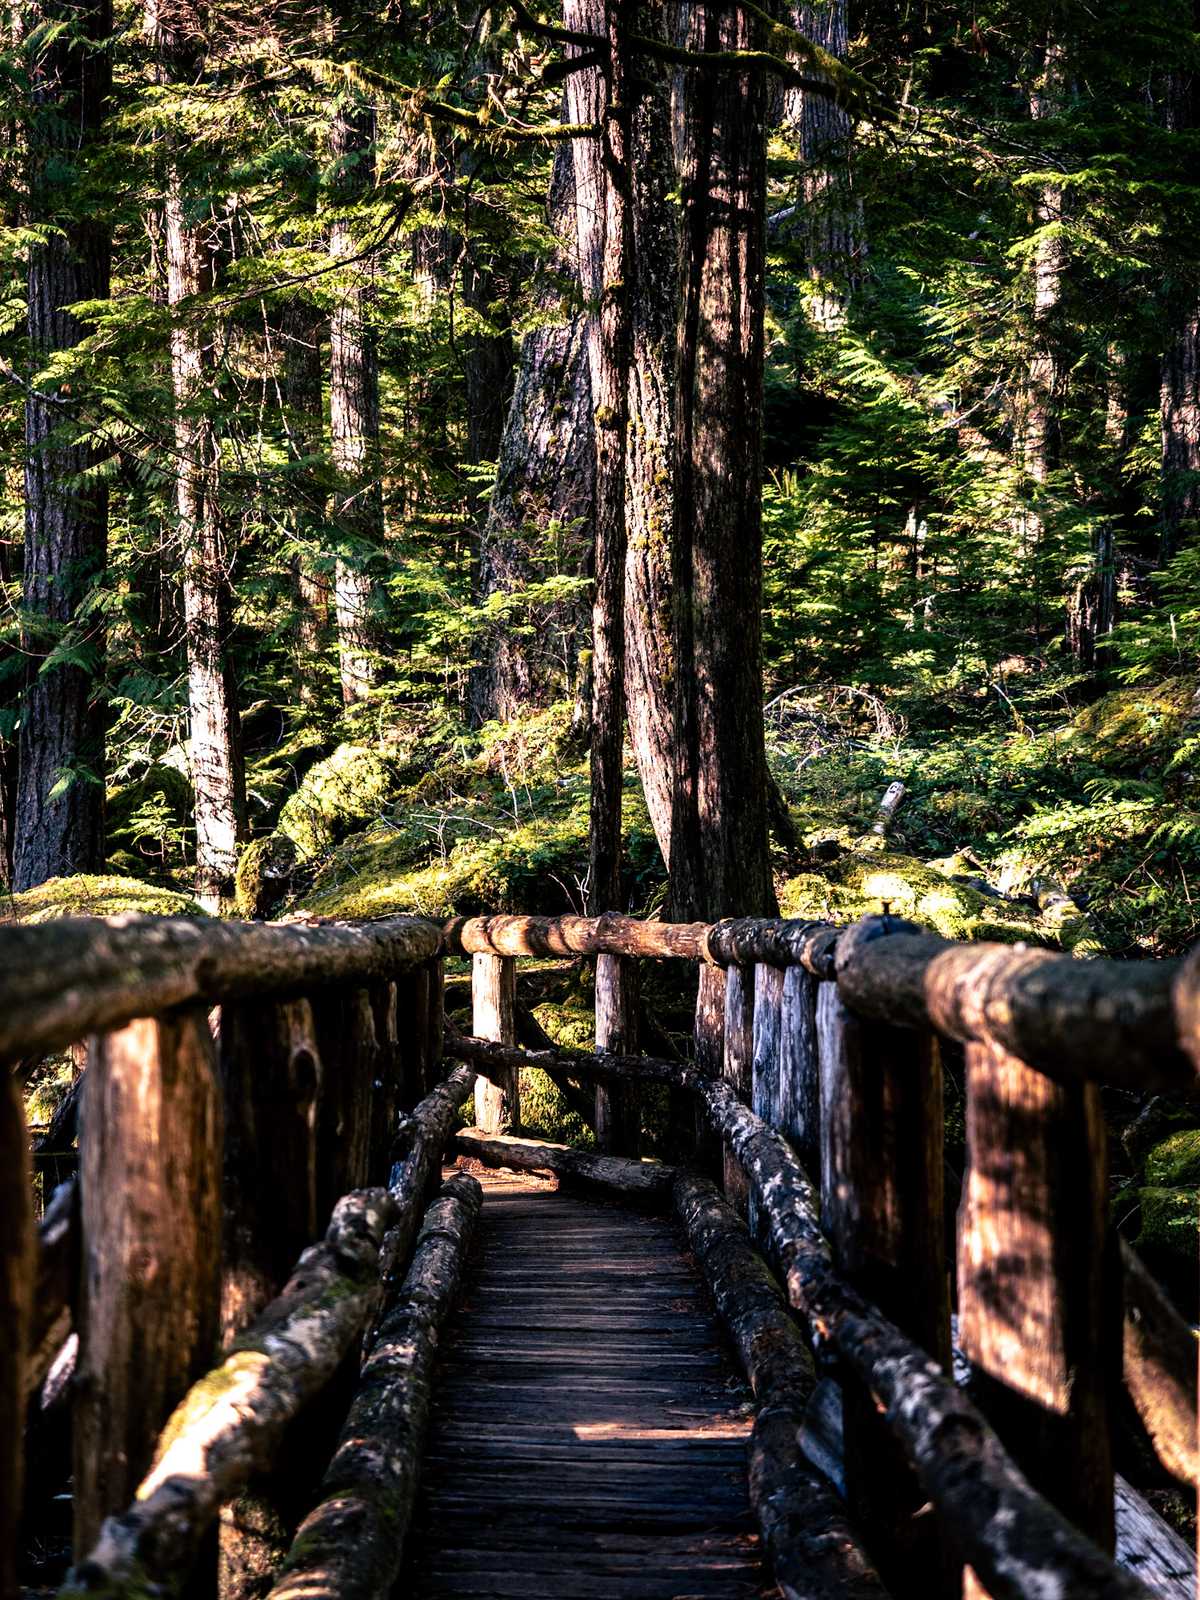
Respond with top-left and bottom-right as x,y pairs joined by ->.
4,906 -> 1200,1600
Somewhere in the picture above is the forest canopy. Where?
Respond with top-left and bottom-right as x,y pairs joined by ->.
3,0 -> 1200,960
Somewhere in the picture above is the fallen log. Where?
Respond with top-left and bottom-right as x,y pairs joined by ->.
673,1174 -> 888,1600
1120,1238 -> 1198,1487
444,1030 -> 1158,1600
0,912 -> 441,1063
832,916 -> 1193,1094
266,1172 -> 482,1600
60,1187 -> 397,1600
453,1129 -> 674,1198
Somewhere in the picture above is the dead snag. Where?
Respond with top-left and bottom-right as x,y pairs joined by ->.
673,1173 -> 887,1600
2,1063 -> 34,1600
73,1008 -> 223,1557
472,952 -> 518,1134
1120,1239 -> 1197,1487
266,1173 -> 483,1600
61,1188 -> 396,1600
454,1128 -> 674,1199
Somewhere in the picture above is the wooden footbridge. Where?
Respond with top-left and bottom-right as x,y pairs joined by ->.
4,908 -> 1200,1600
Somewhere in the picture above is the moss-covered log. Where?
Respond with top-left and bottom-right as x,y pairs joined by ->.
673,1173 -> 887,1600
834,916 -> 1192,1094
0,912 -> 442,1062
60,1188 -> 397,1600
454,1128 -> 674,1198
265,1172 -> 482,1600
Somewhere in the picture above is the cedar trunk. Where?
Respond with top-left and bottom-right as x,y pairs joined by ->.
670,4 -> 775,921
14,0 -> 112,891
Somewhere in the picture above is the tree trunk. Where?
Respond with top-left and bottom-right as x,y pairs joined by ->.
329,91 -> 384,705
469,144 -> 594,727
13,0 -> 111,891
669,4 -> 776,921
1012,41 -> 1067,597
566,0 -> 633,916
622,7 -> 678,868
1161,309 -> 1200,560
278,299 -> 331,710
785,0 -> 863,329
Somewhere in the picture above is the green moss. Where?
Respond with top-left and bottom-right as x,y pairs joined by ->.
277,743 -> 399,860
1135,1186 -> 1199,1262
1065,677 -> 1200,770
519,1067 -> 595,1147
1,873 -> 204,924
778,850 -> 1044,943
105,761 -> 194,877
235,834 -> 300,919
1144,1128 -> 1200,1188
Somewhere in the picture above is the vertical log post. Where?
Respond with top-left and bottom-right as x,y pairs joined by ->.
957,1038 -> 1115,1599
749,963 -> 785,1239
778,964 -> 820,1179
367,980 -> 403,1184
311,986 -> 379,1215
690,963 -> 726,1172
473,953 -> 518,1133
219,997 -> 323,1343
595,952 -> 639,1154
721,962 -> 754,1209
73,1007 -> 223,1558
425,955 -> 445,1093
395,963 -> 431,1104
2,1063 -> 34,1600
820,925 -> 952,1594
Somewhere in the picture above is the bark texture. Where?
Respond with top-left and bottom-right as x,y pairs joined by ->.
469,145 -> 594,725
15,0 -> 111,891
278,299 -> 331,708
674,1173 -> 886,1600
0,910 -> 441,1062
784,0 -> 863,328
670,4 -> 776,920
1119,1238 -> 1197,1488
1160,60 -> 1199,561
265,1174 -> 482,1600
148,0 -> 247,910
1,1063 -> 34,1600
329,85 -> 384,704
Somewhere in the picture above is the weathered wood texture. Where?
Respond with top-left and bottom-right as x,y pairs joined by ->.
1119,1238 -> 1197,1486
836,917 -> 1191,1093
722,962 -> 755,1208
400,1171 -> 775,1599
2,1063 -> 34,1600
443,911 -> 838,975
595,951 -> 639,1155
473,951 -> 518,1133
454,1129 -> 673,1199
673,1174 -> 887,1600
0,912 -> 441,1062
957,1037 -> 1115,1579
63,1188 -> 397,1600
219,996 -> 323,1342
817,972 -> 951,1591
266,1173 -> 482,1600
73,1008 -> 223,1557
27,1175 -> 77,1399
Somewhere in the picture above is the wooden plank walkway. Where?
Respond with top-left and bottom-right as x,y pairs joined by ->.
402,1170 -> 777,1599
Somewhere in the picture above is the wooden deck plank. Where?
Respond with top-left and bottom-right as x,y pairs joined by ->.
402,1169 -> 776,1599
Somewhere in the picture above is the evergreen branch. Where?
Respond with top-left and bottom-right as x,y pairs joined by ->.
502,0 -> 608,51
421,98 -> 600,141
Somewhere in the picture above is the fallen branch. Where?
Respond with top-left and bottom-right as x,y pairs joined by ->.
266,1172 -> 483,1600
1120,1239 -> 1198,1487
